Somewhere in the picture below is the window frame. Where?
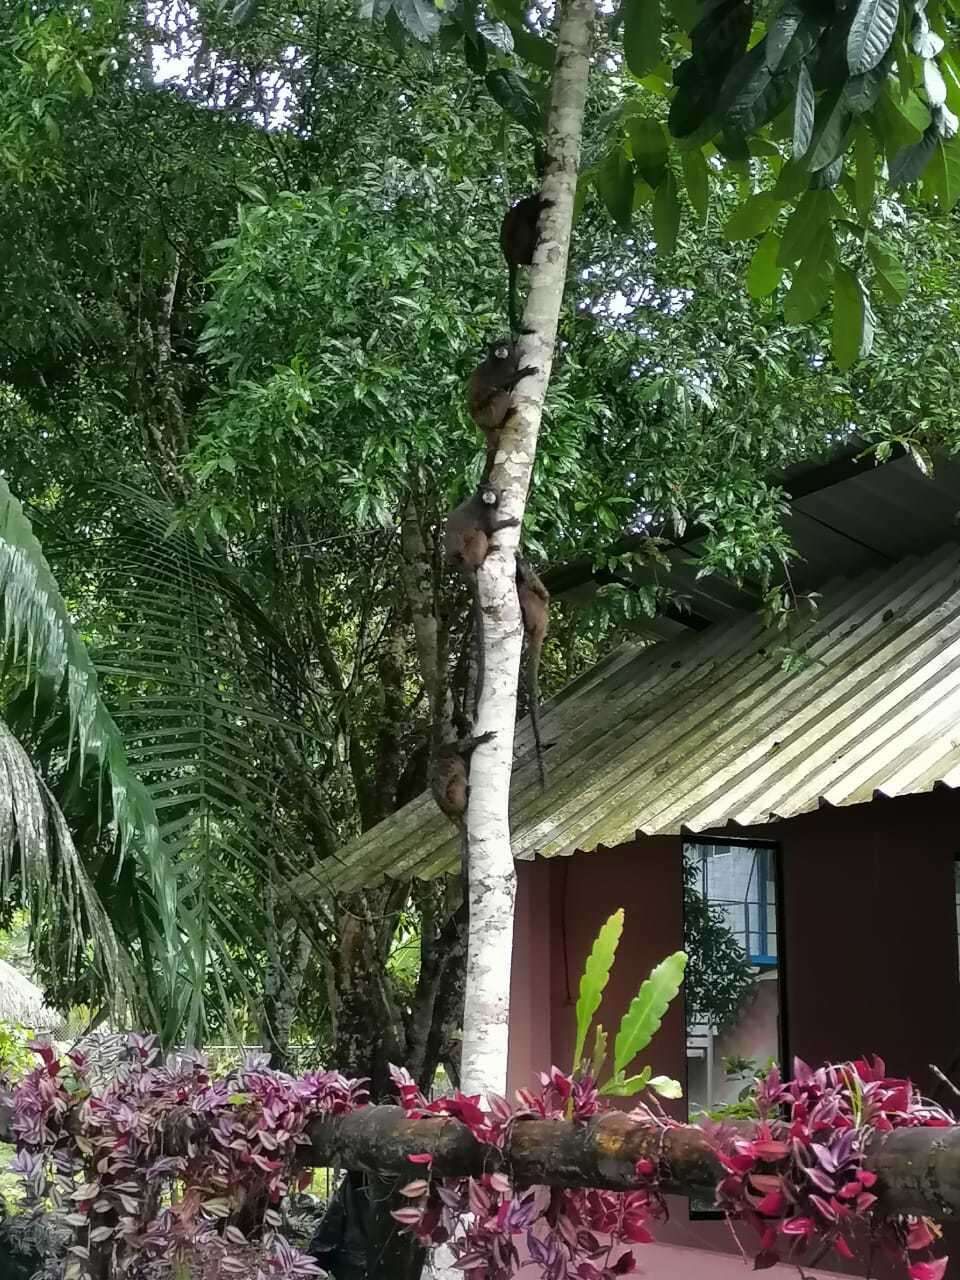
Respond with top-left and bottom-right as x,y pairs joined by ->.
681,835 -> 789,1221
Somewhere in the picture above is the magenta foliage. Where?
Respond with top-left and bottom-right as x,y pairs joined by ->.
390,1058 -> 953,1280
708,1057 -> 951,1279
389,1064 -> 667,1279
7,1045 -> 954,1280
8,1037 -> 367,1279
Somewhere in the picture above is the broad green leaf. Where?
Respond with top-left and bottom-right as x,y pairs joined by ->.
764,3 -> 804,71
573,909 -> 624,1074
807,90 -> 853,171
594,145 -> 634,229
485,69 -> 542,134
394,0 -> 442,41
921,136 -> 960,208
236,180 -> 268,204
784,223 -> 836,323
626,114 -> 669,186
649,1075 -> 684,1099
681,147 -> 710,222
853,125 -> 876,220
747,231 -> 783,297
890,122 -> 940,184
511,28 -> 556,69
623,0 -> 662,78
832,265 -> 864,370
867,237 -> 909,301
599,1066 -> 651,1096
722,192 -> 781,240
653,169 -> 681,254
777,189 -> 838,264
847,0 -> 899,74
793,62 -> 815,157
613,951 -> 687,1075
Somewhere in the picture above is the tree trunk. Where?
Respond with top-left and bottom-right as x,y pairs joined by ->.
460,0 -> 595,1097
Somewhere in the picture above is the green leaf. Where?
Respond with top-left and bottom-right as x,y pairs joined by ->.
393,0 -> 441,41
653,169 -> 681,254
613,951 -> 687,1075
890,121 -> 940,184
594,145 -> 634,229
590,1024 -> 608,1080
236,180 -> 268,204
722,192 -> 781,240
922,136 -> 960,208
625,114 -> 669,186
573,910 -> 624,1075
511,28 -> 556,70
847,0 -> 899,74
649,1075 -> 684,1099
793,62 -> 815,157
623,0 -> 662,78
867,237 -> 909,301
764,3 -> 804,71
484,69 -> 542,134
853,124 -> 876,220
681,147 -> 710,222
777,188 -> 838,264
747,231 -> 784,297
599,1066 -> 651,1096
839,264 -> 875,371
807,89 -> 854,171
783,223 -> 836,322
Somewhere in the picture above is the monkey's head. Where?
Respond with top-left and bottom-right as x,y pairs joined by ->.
488,338 -> 513,362
478,485 -> 500,508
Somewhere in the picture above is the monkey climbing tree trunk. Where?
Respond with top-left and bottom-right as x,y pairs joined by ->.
461,0 -> 595,1096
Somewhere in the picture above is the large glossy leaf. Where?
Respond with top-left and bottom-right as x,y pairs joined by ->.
847,0 -> 900,74
595,144 -> 635,228
623,0 -> 662,78
626,114 -> 669,186
573,909 -> 624,1074
747,231 -> 784,297
484,69 -> 542,134
653,169 -> 682,253
722,192 -> 781,240
392,0 -> 441,42
793,62 -> 815,157
783,223 -> 836,323
867,236 -> 909,301
890,121 -> 940,184
807,90 -> 854,171
832,265 -> 864,369
681,147 -> 710,222
613,951 -> 686,1075
853,124 -> 877,219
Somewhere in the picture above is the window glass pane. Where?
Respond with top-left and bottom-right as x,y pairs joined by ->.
683,841 -> 781,1121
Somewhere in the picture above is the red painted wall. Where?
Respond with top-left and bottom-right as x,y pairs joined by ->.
508,789 -> 960,1277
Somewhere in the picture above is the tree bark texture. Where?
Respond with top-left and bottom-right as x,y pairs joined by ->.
304,1107 -> 960,1222
461,0 -> 596,1100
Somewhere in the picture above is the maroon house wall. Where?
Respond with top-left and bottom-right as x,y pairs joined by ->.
507,789 -> 960,1276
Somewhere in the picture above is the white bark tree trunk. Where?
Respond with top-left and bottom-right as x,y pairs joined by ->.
459,0 -> 595,1098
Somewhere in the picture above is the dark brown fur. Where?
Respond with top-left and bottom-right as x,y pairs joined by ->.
517,557 -> 550,788
499,194 -> 553,334
430,731 -> 496,884
466,339 -> 537,481
445,484 -> 520,717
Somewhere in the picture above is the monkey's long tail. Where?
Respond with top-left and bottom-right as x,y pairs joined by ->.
507,261 -> 521,335
459,822 -> 470,900
529,651 -> 546,789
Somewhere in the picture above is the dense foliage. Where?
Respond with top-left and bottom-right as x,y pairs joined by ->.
3,1037 -> 952,1280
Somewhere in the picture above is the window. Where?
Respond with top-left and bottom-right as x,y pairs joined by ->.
683,840 -> 783,1120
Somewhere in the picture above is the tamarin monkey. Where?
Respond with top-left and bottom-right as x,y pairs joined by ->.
430,730 -> 496,885
445,484 -> 520,716
466,339 -> 537,480
499,193 -> 553,335
517,557 -> 550,788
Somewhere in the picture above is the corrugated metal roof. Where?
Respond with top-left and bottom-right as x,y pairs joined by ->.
302,542 -> 960,897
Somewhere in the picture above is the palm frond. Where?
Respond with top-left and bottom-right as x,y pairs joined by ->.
39,483 -> 334,1043
0,476 -> 179,1018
